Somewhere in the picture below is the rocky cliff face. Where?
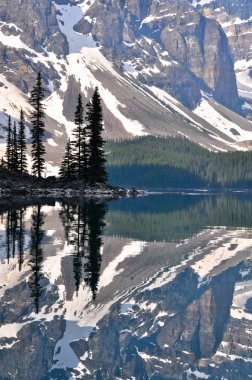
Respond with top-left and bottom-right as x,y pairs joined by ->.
0,0 -> 252,173
77,0 -> 241,112
0,0 -> 67,93
0,0 -> 68,54
0,0 -> 241,111
189,0 -> 252,116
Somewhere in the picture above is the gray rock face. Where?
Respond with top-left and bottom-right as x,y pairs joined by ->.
0,0 -> 250,152
188,0 -> 252,117
0,0 -> 68,55
0,0 -> 68,94
77,0 -> 241,112
192,0 -> 252,20
190,0 -> 252,62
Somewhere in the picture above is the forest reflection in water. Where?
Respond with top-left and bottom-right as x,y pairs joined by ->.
1,194 -> 252,379
1,193 -> 252,313
1,199 -> 107,313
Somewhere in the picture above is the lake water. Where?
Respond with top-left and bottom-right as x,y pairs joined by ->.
0,194 -> 252,379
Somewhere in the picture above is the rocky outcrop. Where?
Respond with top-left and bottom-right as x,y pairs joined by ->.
0,0 -> 68,55
191,0 -> 252,62
188,0 -> 252,116
76,0 -> 241,112
0,0 -> 68,93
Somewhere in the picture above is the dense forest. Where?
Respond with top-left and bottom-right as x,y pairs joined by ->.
106,136 -> 252,189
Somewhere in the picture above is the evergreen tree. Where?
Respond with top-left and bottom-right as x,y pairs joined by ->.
86,87 -> 107,185
5,115 -> 12,170
12,121 -> 18,172
29,72 -> 46,178
17,108 -> 28,173
0,157 -> 6,168
59,138 -> 74,179
72,94 -> 84,180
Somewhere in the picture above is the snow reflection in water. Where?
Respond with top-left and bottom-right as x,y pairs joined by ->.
0,194 -> 252,379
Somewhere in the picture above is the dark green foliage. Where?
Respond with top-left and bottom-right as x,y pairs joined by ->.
72,93 -> 90,181
11,121 -> 18,172
5,115 -> 12,170
106,136 -> 252,189
108,164 -> 205,189
87,87 -> 107,185
59,139 -> 74,179
29,72 -> 46,178
17,108 -> 28,174
0,157 -> 5,168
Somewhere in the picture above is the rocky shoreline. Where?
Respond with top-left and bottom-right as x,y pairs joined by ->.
0,185 -> 139,198
0,167 -> 144,198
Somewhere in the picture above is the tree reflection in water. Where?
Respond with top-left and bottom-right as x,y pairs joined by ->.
28,204 -> 45,314
59,200 -> 107,300
4,207 -> 26,269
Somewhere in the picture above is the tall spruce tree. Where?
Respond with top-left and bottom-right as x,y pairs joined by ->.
0,157 -> 5,168
17,108 -> 28,173
72,94 -> 84,180
86,87 -> 107,185
59,138 -> 74,179
12,121 -> 18,172
5,115 -> 12,170
29,72 -> 46,178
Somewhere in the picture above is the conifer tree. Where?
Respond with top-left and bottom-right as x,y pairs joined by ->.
12,121 -> 18,172
29,72 -> 46,178
86,87 -> 107,185
59,138 -> 74,179
5,115 -> 12,170
17,108 -> 28,173
0,157 -> 5,168
72,94 -> 85,180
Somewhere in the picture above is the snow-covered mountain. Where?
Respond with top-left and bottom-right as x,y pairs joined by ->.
0,0 -> 252,174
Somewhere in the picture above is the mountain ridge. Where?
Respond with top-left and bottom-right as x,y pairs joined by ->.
0,0 -> 251,175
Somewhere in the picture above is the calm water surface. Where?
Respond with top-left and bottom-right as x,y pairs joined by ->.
0,194 -> 252,379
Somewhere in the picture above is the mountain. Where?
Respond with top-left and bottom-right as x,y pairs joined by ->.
189,0 -> 252,118
0,0 -> 252,175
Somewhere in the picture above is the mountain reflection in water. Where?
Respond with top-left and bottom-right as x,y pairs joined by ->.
0,194 -> 251,379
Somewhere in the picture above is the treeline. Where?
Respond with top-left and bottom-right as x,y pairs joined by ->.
1,72 -> 107,185
106,136 -> 252,188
